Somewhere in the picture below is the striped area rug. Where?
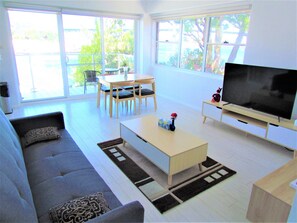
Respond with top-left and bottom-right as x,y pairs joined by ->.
98,138 -> 236,213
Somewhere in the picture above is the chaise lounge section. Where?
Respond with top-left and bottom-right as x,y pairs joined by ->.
0,109 -> 144,222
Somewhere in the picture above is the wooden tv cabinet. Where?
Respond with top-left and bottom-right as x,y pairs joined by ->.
202,100 -> 297,158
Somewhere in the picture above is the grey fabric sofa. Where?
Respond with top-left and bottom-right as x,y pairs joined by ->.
0,109 -> 144,223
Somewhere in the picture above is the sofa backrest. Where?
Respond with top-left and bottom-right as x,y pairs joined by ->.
0,109 -> 38,222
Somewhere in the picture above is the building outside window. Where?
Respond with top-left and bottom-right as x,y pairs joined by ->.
155,12 -> 250,75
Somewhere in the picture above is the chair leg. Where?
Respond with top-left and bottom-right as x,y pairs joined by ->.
104,93 -> 107,110
97,90 -> 100,107
133,98 -> 136,114
153,96 -> 157,111
138,98 -> 141,114
84,82 -> 86,94
116,101 -> 119,119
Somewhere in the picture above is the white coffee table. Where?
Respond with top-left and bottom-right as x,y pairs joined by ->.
120,115 -> 208,185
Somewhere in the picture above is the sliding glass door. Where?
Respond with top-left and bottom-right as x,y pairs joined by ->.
8,9 -> 136,101
63,14 -> 102,96
9,10 -> 64,101
103,18 -> 135,72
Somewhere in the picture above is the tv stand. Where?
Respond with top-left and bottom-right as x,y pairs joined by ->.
202,100 -> 297,158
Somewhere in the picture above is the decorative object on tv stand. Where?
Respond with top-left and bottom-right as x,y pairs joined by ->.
211,87 -> 222,103
158,113 -> 178,131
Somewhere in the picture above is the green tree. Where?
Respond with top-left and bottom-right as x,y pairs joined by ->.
206,14 -> 250,74
75,20 -> 102,84
181,18 -> 206,71
104,18 -> 134,68
74,18 -> 134,85
167,13 -> 250,74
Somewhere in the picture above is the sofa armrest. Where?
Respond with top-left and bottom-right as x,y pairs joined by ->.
10,112 -> 65,137
86,201 -> 144,223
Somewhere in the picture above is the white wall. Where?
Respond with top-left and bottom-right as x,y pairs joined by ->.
152,0 -> 297,118
244,0 -> 297,118
244,1 -> 297,69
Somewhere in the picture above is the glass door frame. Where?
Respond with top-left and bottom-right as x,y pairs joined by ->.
7,6 -> 140,102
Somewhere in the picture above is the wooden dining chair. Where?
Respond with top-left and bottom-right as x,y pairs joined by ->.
97,74 -> 120,109
134,78 -> 157,113
112,80 -> 136,118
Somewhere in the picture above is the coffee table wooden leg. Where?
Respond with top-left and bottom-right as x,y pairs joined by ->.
203,116 -> 207,123
198,163 -> 202,171
168,175 -> 173,186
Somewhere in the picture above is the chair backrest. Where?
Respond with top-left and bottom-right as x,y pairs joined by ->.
113,80 -> 135,88
84,70 -> 100,82
113,80 -> 135,100
135,78 -> 156,91
136,78 -> 155,85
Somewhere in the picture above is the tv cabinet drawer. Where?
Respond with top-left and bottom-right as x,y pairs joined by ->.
267,124 -> 297,150
221,114 -> 266,138
120,124 -> 170,173
202,102 -> 222,121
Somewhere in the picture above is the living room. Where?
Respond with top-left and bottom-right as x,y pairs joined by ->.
0,0 -> 297,222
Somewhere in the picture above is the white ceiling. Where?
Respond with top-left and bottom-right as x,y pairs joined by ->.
1,0 -> 252,15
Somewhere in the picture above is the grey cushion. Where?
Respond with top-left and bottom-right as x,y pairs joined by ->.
100,85 -> 118,92
112,90 -> 134,99
49,192 -> 110,223
23,129 -> 122,222
0,109 -> 38,223
22,126 -> 60,147
135,88 -> 154,96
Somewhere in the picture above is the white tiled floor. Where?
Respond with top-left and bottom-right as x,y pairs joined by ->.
7,95 -> 293,222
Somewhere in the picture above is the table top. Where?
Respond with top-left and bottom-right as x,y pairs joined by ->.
105,68 -> 119,73
255,158 -> 297,205
99,74 -> 154,84
120,115 -> 208,156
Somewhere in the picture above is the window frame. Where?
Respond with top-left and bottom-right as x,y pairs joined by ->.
155,11 -> 250,75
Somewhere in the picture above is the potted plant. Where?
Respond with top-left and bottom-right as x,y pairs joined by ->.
121,60 -> 129,75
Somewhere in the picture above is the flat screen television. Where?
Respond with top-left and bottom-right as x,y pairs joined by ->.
222,63 -> 297,120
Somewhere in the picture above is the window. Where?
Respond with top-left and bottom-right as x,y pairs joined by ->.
156,20 -> 181,67
155,13 -> 250,75
180,18 -> 207,72
205,14 -> 249,74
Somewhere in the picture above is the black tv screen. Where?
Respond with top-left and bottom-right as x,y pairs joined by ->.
222,63 -> 297,120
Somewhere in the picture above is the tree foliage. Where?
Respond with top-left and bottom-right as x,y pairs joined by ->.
74,18 -> 134,85
165,13 -> 250,75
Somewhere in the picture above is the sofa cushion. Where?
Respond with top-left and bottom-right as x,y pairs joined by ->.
0,109 -> 38,223
23,129 -> 122,222
49,192 -> 111,223
22,126 -> 60,147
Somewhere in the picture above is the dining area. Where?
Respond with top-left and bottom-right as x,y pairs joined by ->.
95,72 -> 157,118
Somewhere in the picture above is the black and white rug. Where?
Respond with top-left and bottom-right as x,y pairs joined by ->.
98,138 -> 236,213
